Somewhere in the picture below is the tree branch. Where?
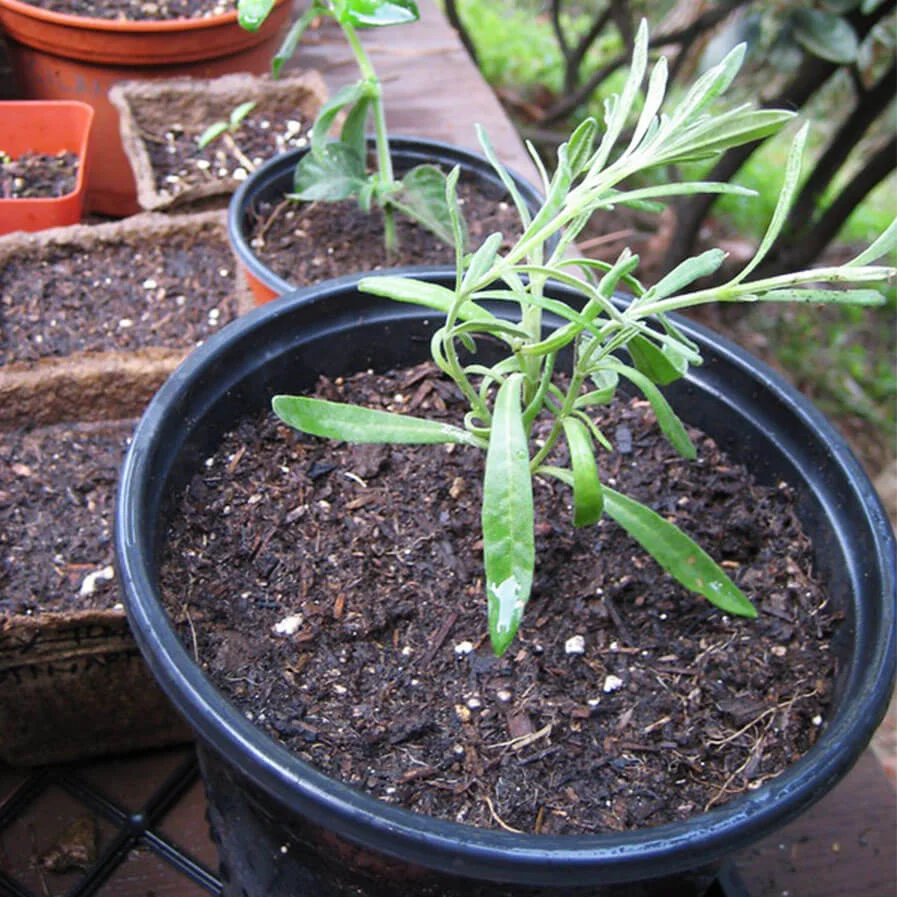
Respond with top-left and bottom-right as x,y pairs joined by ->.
443,0 -> 479,67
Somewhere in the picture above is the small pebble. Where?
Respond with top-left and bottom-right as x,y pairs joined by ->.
454,640 -> 474,655
565,635 -> 585,655
272,613 -> 303,636
603,674 -> 624,693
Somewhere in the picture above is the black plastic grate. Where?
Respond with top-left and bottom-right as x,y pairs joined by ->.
0,751 -> 751,897
0,754 -> 220,897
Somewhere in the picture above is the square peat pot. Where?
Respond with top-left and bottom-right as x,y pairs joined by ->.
0,99 -> 93,235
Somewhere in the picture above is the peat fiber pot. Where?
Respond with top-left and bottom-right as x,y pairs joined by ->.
0,98 -> 93,234
116,273 -> 896,897
228,138 -> 547,306
0,0 -> 290,216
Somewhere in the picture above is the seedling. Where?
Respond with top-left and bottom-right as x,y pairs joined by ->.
196,100 -> 259,173
238,0 -> 456,252
272,23 -> 896,655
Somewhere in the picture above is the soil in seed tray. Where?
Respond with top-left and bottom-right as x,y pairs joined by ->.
0,420 -> 134,615
248,179 -> 524,287
160,363 -> 838,835
135,96 -> 314,200
0,227 -> 239,365
0,151 -> 79,199
22,0 -> 234,21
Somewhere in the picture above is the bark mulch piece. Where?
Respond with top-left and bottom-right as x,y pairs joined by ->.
248,178 -> 524,289
0,150 -> 79,199
0,419 -> 191,766
0,210 -> 251,429
111,72 -> 327,212
20,0 -> 235,21
160,363 -> 837,836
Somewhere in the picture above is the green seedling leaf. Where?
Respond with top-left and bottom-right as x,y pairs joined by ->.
272,5 -> 322,77
608,362 -> 696,459
311,82 -> 369,155
628,335 -> 687,385
602,486 -> 756,617
238,0 -> 275,31
196,121 -> 228,150
461,232 -> 504,293
646,249 -> 727,302
391,164 -> 455,246
340,95 -> 372,161
848,217 -> 897,267
292,142 -> 365,200
757,288 -> 886,306
273,395 -> 479,445
792,8 -> 859,64
482,374 -> 534,656
335,0 -> 420,28
230,101 -> 258,129
476,125 -> 533,229
575,369 -> 620,407
566,117 -> 598,176
359,275 -> 496,322
561,418 -> 604,526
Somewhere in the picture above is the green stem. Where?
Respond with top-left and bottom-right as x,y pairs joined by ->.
341,20 -> 397,252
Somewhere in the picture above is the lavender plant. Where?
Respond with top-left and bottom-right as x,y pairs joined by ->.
272,22 -> 897,655
238,0 -> 455,252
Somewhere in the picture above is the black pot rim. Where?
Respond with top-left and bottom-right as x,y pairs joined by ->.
116,270 -> 897,886
227,136 -> 546,298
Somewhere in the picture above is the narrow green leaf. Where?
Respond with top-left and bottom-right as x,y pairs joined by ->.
311,82 -> 368,154
731,123 -> 809,285
461,232 -> 503,293
573,410 -> 613,452
566,117 -> 598,176
196,121 -> 228,150
645,249 -> 727,302
292,142 -> 365,200
627,55 -> 668,152
608,361 -> 696,460
230,101 -> 258,129
238,0 -> 275,32
483,375 -> 534,656
272,6 -> 322,77
359,275 -> 496,322
602,486 -> 756,617
575,369 -> 619,407
627,335 -> 687,385
391,164 -> 455,246
848,218 -> 897,267
757,288 -> 886,306
272,395 -> 479,445
476,125 -> 533,228
561,418 -> 604,526
335,0 -> 420,28
340,95 -> 371,161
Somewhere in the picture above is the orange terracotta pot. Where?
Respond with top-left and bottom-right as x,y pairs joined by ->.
0,99 -> 93,234
0,0 -> 290,216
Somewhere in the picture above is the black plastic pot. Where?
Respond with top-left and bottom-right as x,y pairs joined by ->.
116,272 -> 896,897
227,136 -> 546,305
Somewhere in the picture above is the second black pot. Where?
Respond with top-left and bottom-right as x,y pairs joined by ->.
227,136 -> 546,304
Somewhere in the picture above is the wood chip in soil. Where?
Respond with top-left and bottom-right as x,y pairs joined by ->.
160,363 -> 838,836
0,151 -> 78,199
135,99 -> 313,201
0,420 -> 135,615
0,227 -> 239,365
247,179 -> 523,288
20,0 -> 234,21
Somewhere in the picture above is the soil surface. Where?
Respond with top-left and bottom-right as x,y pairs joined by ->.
0,420 -> 134,615
135,97 -> 313,201
21,0 -> 234,21
160,363 -> 837,835
0,151 -> 79,199
247,179 -> 524,288
0,227 -> 239,365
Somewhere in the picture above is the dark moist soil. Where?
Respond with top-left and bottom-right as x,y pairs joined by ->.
136,100 -> 312,200
160,363 -> 838,835
21,0 -> 233,21
247,179 -> 524,288
0,228 -> 239,365
0,151 -> 79,199
0,420 -> 134,615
